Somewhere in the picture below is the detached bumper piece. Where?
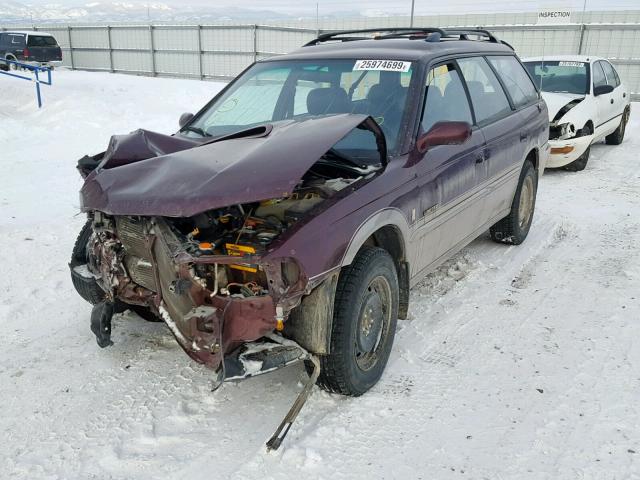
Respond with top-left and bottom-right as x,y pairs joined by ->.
224,334 -> 309,380
223,335 -> 321,451
90,301 -> 114,348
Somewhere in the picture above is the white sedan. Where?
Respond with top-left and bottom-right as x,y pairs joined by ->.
522,55 -> 631,171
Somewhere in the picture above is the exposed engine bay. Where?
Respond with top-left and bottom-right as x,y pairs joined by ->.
79,145 -> 380,371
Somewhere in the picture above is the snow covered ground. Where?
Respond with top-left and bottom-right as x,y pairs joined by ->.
1,70 -> 639,480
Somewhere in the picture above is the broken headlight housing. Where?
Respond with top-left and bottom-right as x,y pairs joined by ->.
550,122 -> 576,141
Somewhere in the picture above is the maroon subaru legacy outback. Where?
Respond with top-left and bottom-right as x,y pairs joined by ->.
71,28 -> 548,447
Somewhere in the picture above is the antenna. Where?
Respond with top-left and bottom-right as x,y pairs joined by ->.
539,30 -> 545,92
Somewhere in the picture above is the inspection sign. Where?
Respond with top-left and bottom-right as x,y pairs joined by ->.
537,8 -> 573,24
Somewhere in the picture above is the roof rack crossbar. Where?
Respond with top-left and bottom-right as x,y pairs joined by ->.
442,28 -> 500,43
302,27 -> 514,50
303,27 -> 448,46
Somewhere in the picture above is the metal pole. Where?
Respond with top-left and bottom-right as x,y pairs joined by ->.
67,26 -> 74,70
578,0 -> 588,54
196,24 -> 204,80
410,0 -> 415,28
253,24 -> 258,63
35,69 -> 42,108
149,24 -> 156,76
107,25 -> 114,72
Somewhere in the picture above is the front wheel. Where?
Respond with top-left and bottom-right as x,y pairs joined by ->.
70,220 -> 105,305
564,146 -> 590,172
490,160 -> 538,245
317,246 -> 399,396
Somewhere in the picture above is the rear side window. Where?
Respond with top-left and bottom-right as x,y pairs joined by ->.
421,63 -> 472,132
600,61 -> 620,88
458,57 -> 512,124
487,56 -> 538,108
592,62 -> 607,89
27,35 -> 59,47
9,34 -> 25,45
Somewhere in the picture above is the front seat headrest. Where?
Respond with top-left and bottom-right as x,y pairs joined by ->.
307,87 -> 350,115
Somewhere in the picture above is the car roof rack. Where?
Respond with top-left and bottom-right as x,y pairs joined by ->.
303,27 -> 514,50
303,28 -> 448,46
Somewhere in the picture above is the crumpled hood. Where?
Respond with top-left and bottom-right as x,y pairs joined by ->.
541,91 -> 585,122
80,114 -> 379,217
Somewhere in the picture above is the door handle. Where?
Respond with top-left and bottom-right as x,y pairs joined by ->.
476,149 -> 490,163
611,98 -> 614,104
520,133 -> 528,142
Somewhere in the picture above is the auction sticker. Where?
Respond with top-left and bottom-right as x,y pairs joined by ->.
558,61 -> 585,67
354,60 -> 411,72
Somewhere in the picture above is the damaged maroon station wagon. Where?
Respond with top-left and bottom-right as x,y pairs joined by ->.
70,28 -> 548,448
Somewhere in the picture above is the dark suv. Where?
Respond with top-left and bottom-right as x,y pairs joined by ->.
0,30 -> 62,70
70,28 -> 548,447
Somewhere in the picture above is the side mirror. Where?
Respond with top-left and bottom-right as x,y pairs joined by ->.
417,121 -> 472,154
178,112 -> 194,128
594,84 -> 614,96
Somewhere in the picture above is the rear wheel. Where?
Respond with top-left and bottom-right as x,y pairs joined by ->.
606,108 -> 630,145
490,160 -> 538,245
6,56 -> 18,70
317,246 -> 399,396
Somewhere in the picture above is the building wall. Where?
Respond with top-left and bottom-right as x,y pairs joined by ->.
2,11 -> 639,96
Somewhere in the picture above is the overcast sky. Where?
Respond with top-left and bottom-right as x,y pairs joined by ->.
22,0 -> 640,15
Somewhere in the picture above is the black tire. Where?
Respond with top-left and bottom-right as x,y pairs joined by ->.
564,146 -> 590,172
6,56 -> 18,70
605,108 -> 630,145
70,220 -> 105,305
490,160 -> 538,245
317,246 -> 399,396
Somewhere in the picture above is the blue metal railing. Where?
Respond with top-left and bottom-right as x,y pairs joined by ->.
0,59 -> 53,108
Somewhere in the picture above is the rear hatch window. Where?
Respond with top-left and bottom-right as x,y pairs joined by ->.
28,35 -> 59,47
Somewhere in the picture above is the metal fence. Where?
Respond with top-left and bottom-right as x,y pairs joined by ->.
2,14 -> 640,98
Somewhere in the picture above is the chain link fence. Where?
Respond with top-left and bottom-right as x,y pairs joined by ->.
2,12 -> 640,97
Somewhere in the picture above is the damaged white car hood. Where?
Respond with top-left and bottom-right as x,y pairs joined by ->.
541,91 -> 586,121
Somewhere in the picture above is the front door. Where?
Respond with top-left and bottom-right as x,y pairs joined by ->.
600,60 -> 626,126
592,61 -> 618,138
411,61 -> 486,279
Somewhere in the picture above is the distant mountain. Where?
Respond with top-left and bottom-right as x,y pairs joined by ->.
0,1 -> 296,23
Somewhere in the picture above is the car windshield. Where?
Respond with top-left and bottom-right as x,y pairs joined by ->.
27,35 -> 58,47
186,59 -> 415,156
523,60 -> 589,95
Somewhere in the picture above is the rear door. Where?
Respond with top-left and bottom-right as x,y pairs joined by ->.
7,33 -> 26,59
26,34 -> 62,62
458,56 -> 524,221
411,61 -> 486,277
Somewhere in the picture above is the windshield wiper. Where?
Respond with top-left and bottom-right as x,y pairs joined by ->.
182,125 -> 210,137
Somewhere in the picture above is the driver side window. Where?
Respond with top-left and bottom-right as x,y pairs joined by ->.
421,63 -> 473,133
